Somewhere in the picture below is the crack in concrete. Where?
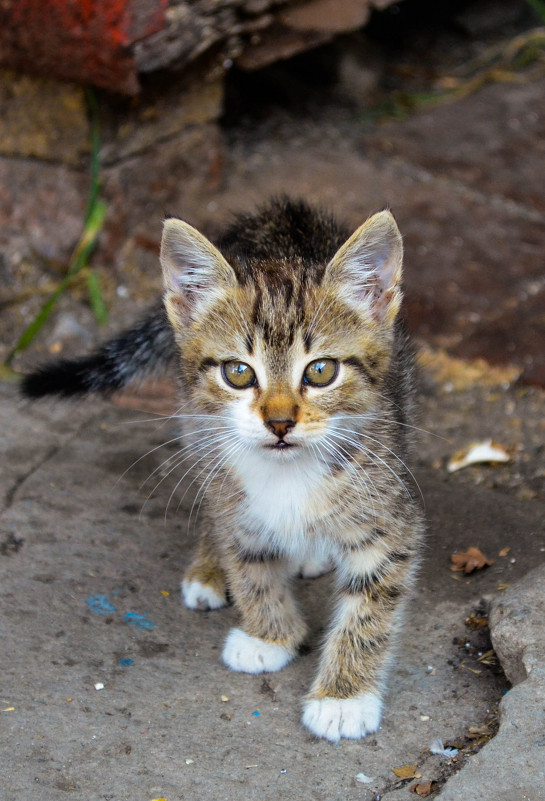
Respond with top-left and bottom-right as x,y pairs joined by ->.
2,443 -> 61,512
1,412 -> 102,513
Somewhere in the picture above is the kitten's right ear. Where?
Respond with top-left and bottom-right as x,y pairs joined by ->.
160,218 -> 236,322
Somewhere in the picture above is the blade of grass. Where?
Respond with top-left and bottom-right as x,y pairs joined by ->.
5,90 -> 108,367
6,273 -> 76,360
5,199 -> 108,364
86,270 -> 108,325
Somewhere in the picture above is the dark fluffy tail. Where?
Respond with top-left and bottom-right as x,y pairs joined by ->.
21,302 -> 176,399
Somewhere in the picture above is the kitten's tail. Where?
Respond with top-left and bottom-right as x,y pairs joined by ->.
20,302 -> 176,399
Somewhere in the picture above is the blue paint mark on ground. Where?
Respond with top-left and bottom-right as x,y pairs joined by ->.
86,594 -> 117,615
124,611 -> 156,630
118,658 -> 135,666
251,710 -> 260,716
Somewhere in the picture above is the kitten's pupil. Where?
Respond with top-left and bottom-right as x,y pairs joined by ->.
222,361 -> 257,389
303,359 -> 338,387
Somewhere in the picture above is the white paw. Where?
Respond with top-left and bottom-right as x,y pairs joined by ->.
222,628 -> 294,673
181,580 -> 227,611
293,556 -> 334,579
302,694 -> 382,742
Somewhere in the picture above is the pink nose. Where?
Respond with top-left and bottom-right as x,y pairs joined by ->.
266,419 -> 295,439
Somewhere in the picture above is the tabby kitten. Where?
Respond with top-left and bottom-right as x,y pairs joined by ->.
22,199 -> 424,741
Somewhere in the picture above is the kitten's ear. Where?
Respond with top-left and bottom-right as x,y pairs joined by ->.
160,218 -> 236,321
325,211 -> 403,325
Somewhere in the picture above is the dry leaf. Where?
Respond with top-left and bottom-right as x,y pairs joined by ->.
393,762 -> 419,780
410,780 -> 437,796
498,547 -> 511,557
477,649 -> 497,665
447,440 -> 511,473
417,347 -> 521,391
465,613 -> 489,629
467,724 -> 491,739
460,663 -> 481,675
451,547 -> 493,574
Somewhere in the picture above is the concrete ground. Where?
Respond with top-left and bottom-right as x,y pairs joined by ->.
1,368 -> 545,800
2,18 -> 545,801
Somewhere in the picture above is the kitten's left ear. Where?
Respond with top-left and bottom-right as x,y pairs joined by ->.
325,211 -> 403,325
160,217 -> 237,322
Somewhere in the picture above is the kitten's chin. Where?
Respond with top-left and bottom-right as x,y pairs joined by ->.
262,442 -> 300,460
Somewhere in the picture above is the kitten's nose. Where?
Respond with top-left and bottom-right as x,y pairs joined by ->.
266,418 -> 295,439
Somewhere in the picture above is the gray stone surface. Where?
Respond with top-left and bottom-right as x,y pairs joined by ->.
490,565 -> 545,686
438,566 -> 545,801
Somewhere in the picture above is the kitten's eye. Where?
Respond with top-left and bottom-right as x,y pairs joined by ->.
303,358 -> 338,387
222,361 -> 257,389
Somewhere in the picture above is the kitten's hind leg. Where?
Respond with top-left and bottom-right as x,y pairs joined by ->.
182,527 -> 228,611
221,543 -> 308,674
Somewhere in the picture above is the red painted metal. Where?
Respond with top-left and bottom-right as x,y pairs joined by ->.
0,0 -> 168,94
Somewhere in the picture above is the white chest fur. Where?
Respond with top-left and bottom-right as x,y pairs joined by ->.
231,449 -> 331,556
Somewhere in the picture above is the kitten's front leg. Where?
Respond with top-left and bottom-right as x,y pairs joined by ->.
221,542 -> 308,674
182,517 -> 228,611
303,543 -> 416,741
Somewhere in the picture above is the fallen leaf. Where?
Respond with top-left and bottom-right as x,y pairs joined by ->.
460,663 -> 482,675
465,613 -> 489,629
393,762 -> 419,780
451,547 -> 493,574
498,547 -> 511,557
477,649 -> 497,665
447,440 -> 511,473
410,780 -> 438,796
467,724 -> 491,739
417,348 -> 521,392
497,583 -> 510,591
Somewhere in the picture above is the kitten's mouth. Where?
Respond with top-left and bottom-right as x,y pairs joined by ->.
267,440 -> 296,450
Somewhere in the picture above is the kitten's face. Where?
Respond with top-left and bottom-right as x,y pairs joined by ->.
160,208 -> 404,465
180,285 -> 391,462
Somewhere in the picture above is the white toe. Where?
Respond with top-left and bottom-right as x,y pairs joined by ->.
222,628 -> 294,673
181,580 -> 227,611
302,694 -> 382,741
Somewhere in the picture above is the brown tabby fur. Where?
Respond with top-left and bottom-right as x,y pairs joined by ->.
159,199 -> 425,739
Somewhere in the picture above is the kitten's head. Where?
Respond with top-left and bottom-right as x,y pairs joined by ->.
160,205 -> 403,462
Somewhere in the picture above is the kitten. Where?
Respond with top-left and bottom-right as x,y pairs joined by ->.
22,198 -> 424,742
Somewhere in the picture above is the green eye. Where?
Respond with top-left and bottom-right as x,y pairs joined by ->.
303,358 -> 338,387
222,361 -> 257,389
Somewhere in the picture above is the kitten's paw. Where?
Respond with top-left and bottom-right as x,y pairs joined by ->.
222,628 -> 294,673
181,580 -> 227,611
294,556 -> 334,579
302,694 -> 382,742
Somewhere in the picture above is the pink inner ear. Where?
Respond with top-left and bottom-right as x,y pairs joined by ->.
325,211 -> 403,322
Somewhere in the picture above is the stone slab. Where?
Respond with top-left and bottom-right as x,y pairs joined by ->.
437,565 -> 545,800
